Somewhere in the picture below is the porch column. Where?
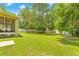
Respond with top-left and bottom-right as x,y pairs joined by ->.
4,17 -> 6,32
15,18 -> 19,34
11,20 -> 15,32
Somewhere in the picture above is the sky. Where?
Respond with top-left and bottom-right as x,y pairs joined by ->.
0,3 -> 53,15
0,3 -> 32,14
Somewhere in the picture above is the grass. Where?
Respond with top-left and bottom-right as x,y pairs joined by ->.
0,32 -> 79,56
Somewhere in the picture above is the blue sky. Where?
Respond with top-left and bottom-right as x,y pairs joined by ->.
0,3 -> 53,14
0,3 -> 32,14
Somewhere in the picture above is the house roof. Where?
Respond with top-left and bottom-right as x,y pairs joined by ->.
0,10 -> 18,19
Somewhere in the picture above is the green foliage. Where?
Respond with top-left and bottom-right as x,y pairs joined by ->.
45,9 -> 54,30
19,3 -> 79,34
53,3 -> 79,34
19,8 -> 37,29
19,3 -> 54,33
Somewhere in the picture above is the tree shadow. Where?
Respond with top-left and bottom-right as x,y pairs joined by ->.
0,34 -> 22,38
58,37 -> 79,47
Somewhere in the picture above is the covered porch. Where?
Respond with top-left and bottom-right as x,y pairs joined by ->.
0,10 -> 19,35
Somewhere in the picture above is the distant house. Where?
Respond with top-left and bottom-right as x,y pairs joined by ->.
0,9 -> 19,35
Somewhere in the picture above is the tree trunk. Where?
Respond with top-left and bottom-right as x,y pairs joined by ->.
45,28 -> 49,33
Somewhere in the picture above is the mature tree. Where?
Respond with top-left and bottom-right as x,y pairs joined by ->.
19,8 -> 30,28
19,7 -> 38,29
53,3 -> 79,35
19,3 -> 54,33
32,3 -> 49,32
32,3 -> 48,19
45,9 -> 54,30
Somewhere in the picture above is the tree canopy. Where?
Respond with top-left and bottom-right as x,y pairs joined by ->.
53,3 -> 79,35
18,3 -> 79,35
19,3 -> 54,33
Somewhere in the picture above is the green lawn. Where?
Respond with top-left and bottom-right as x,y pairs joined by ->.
0,32 -> 79,56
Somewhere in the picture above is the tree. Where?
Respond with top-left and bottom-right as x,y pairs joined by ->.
45,9 -> 54,30
32,3 -> 49,32
19,8 -> 31,29
53,3 -> 79,35
19,3 -> 54,33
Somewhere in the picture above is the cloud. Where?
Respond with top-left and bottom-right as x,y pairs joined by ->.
20,5 -> 26,9
6,3 -> 12,6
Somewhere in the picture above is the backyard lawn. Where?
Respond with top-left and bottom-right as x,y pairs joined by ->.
0,32 -> 79,56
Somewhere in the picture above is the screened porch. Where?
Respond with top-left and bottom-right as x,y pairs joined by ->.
0,10 -> 19,35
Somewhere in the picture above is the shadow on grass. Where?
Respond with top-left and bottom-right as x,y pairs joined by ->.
0,34 -> 23,39
25,32 -> 57,36
58,37 -> 79,47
